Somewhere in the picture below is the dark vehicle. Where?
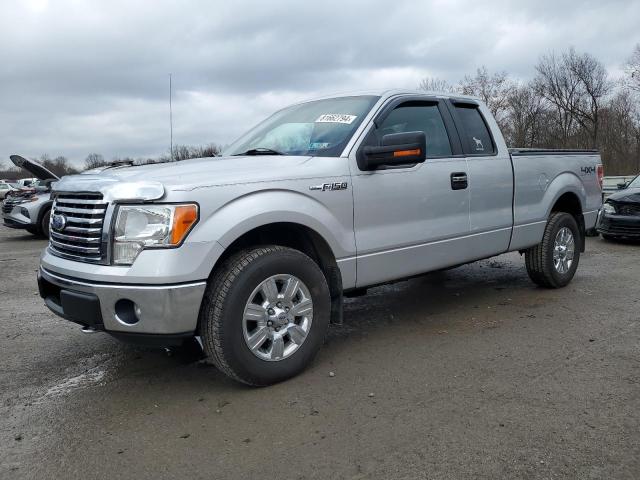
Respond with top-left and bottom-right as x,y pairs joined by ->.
597,174 -> 640,240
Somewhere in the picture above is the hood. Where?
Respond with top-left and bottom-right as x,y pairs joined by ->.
10,155 -> 59,180
606,187 -> 640,204
54,155 -> 315,196
100,155 -> 313,186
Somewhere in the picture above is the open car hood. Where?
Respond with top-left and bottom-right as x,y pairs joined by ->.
10,154 -> 59,180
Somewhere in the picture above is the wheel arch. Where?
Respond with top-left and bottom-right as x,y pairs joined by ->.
549,191 -> 585,251
203,221 -> 345,328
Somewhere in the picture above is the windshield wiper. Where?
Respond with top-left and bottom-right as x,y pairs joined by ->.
233,148 -> 285,156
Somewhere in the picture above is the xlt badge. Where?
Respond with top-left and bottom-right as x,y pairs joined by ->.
309,182 -> 348,192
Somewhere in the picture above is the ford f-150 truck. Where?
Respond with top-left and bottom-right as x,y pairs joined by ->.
37,90 -> 603,385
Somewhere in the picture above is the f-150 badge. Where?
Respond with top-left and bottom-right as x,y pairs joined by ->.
309,182 -> 348,191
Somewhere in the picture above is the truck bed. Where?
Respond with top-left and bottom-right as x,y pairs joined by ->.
508,149 -> 602,251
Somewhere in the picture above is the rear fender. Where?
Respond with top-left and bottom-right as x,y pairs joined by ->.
543,172 -> 587,219
511,172 -> 587,251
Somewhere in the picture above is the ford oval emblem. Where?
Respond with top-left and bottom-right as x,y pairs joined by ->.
51,213 -> 67,232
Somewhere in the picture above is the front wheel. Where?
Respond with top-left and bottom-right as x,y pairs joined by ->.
525,212 -> 581,288
199,246 -> 331,386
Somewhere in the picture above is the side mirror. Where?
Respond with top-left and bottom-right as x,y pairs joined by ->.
617,182 -> 628,190
360,131 -> 427,171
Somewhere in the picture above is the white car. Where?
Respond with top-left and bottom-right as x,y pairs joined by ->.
0,182 -> 19,200
2,156 -> 58,238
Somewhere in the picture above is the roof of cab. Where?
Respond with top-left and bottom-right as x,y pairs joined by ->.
290,88 -> 481,107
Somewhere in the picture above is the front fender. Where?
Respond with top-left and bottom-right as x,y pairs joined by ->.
188,187 -> 356,288
191,188 -> 355,260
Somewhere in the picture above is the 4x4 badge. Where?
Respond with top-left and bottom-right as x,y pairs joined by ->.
309,182 -> 348,192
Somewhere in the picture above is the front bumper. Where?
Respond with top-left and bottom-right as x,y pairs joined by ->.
38,267 -> 207,346
3,216 -> 31,229
3,201 -> 33,229
597,212 -> 640,238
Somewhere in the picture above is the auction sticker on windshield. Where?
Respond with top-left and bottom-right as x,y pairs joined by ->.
315,114 -> 357,124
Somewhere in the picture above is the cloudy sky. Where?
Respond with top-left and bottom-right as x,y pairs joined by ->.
1,0 -> 639,167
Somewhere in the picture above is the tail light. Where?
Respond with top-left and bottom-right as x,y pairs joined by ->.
597,164 -> 604,190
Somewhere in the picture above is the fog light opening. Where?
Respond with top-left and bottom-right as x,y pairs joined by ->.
115,299 -> 140,325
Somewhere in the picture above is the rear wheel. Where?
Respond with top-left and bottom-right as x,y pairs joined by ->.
525,212 -> 581,288
199,246 -> 330,386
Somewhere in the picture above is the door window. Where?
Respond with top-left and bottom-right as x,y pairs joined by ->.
374,103 -> 452,157
453,104 -> 495,155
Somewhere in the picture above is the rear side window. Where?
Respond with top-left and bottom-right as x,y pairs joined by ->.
375,103 -> 452,157
453,104 -> 495,155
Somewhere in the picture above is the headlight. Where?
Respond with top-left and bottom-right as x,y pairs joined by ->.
603,202 -> 616,215
113,204 -> 198,265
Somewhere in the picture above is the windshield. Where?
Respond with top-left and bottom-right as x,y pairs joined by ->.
627,175 -> 640,189
223,95 -> 380,157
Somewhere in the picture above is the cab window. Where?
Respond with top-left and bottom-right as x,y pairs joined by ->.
373,102 -> 452,157
453,104 -> 495,155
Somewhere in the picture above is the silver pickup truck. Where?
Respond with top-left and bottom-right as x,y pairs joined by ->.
37,90 -> 603,385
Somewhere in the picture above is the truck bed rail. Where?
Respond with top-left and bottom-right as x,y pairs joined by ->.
509,148 -> 599,156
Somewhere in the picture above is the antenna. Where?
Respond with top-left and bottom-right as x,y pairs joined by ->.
169,73 -> 173,161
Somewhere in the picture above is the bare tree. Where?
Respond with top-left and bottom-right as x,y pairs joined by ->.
171,143 -> 222,161
569,49 -> 611,145
418,77 -> 455,93
40,155 -> 78,177
84,153 -> 107,170
534,51 -> 583,146
535,48 -> 610,147
504,82 -> 545,148
458,66 -> 514,127
626,44 -> 640,92
599,89 -> 640,174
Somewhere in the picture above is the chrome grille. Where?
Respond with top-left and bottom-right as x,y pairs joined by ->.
2,198 -> 18,214
616,203 -> 640,216
49,193 -> 107,262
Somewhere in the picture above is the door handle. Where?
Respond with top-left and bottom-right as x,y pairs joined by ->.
450,172 -> 468,190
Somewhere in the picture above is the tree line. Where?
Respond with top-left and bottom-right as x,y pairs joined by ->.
419,45 -> 640,175
0,143 -> 222,180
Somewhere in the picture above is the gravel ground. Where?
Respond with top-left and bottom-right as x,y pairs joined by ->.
0,226 -> 639,479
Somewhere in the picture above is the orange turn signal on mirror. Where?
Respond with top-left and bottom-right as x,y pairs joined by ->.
393,149 -> 421,158
170,204 -> 198,245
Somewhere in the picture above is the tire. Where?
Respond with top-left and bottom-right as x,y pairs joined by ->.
199,246 -> 331,386
38,207 -> 51,238
524,212 -> 581,288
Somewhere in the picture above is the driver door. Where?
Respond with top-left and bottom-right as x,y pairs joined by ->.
350,98 -> 471,287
